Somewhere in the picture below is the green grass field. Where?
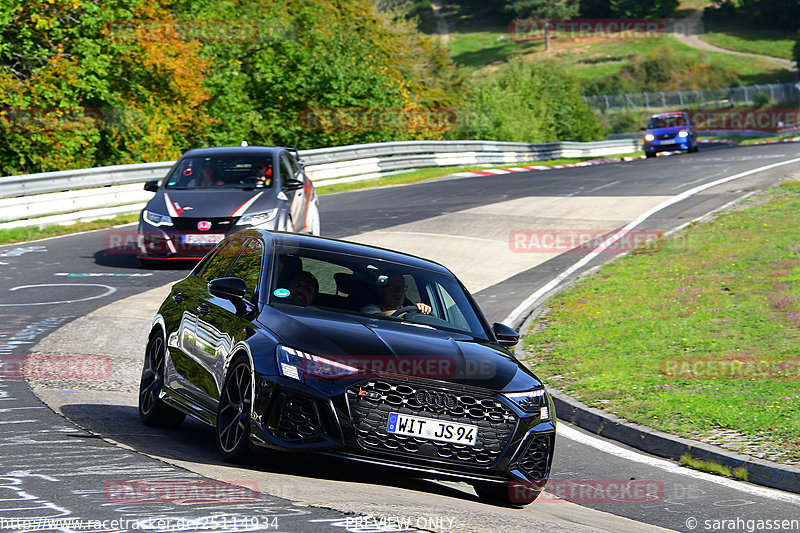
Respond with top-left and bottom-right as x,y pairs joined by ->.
522,181 -> 800,464
701,20 -> 795,60
441,3 -> 791,86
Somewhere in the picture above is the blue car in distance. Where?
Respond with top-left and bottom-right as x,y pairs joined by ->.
643,111 -> 698,158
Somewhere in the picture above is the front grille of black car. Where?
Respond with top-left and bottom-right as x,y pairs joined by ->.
346,380 -> 518,467
171,217 -> 238,232
657,133 -> 676,140
270,392 -> 325,442
513,433 -> 554,482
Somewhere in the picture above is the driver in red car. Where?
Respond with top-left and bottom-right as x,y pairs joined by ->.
361,274 -> 431,316
248,160 -> 273,187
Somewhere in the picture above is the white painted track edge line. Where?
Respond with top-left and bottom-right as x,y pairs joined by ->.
557,425 -> 800,505
502,156 -> 800,326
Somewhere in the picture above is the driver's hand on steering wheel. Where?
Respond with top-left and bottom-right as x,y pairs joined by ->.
415,303 -> 432,314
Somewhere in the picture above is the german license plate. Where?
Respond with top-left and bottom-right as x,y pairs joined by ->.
182,234 -> 224,245
387,412 -> 477,446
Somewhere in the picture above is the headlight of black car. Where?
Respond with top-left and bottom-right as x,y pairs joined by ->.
505,389 -> 550,420
143,210 -> 173,227
276,345 -> 361,382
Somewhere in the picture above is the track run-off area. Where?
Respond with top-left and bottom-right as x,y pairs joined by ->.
2,142 -> 800,533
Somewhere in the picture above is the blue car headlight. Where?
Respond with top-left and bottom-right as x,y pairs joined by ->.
276,345 -> 360,382
678,130 -> 689,138
505,389 -> 550,420
143,210 -> 173,227
237,209 -> 278,228
644,133 -> 655,142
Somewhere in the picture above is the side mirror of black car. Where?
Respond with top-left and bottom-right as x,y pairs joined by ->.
492,322 -> 519,348
208,277 -> 247,300
144,180 -> 159,192
283,178 -> 304,191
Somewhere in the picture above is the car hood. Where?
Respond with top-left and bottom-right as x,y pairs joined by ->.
260,305 -> 543,392
149,189 -> 282,218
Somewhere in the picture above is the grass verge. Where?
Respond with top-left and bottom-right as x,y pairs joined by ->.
0,214 -> 140,246
679,454 -> 749,481
738,135 -> 800,146
1,154 -> 642,245
522,180 -> 800,464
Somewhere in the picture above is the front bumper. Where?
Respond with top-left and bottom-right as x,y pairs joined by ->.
250,374 -> 556,486
137,228 -> 222,260
644,137 -> 693,154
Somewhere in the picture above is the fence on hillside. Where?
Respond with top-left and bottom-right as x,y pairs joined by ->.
585,82 -> 800,112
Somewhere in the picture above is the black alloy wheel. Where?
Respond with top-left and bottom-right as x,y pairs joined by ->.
216,356 -> 253,463
139,331 -> 186,427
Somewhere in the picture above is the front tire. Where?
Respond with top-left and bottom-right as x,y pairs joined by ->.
473,481 -> 542,507
139,331 -> 186,427
216,356 -> 253,463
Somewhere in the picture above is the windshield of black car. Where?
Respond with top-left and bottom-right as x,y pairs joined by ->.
164,156 -> 275,189
268,247 -> 488,338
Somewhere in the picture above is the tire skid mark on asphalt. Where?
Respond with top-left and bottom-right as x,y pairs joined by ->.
0,315 -> 73,356
0,422 -> 324,532
0,245 -> 47,257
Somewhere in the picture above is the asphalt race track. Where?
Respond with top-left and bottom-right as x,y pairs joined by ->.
2,142 -> 800,533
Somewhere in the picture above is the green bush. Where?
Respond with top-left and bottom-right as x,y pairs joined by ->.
453,59 -> 602,142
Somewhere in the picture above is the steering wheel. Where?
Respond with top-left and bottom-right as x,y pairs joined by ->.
391,305 -> 418,317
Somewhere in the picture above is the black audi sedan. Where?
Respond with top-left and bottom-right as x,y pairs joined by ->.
137,146 -> 319,263
138,230 -> 555,505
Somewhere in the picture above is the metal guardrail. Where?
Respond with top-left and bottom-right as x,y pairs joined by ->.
0,139 -> 640,228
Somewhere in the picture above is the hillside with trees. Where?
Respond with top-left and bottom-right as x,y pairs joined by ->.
0,0 -> 469,175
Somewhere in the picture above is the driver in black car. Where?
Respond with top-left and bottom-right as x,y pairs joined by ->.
360,274 -> 431,316
287,271 -> 318,305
